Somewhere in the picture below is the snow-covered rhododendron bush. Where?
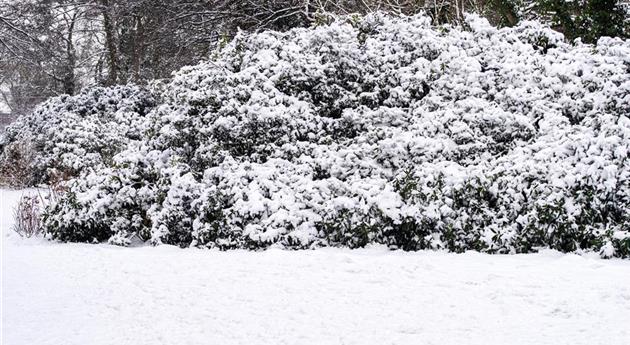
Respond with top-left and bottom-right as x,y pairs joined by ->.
16,13 -> 630,257
0,86 -> 155,186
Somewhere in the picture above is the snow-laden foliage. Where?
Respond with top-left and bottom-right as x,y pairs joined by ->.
0,85 -> 156,185
43,14 -> 630,257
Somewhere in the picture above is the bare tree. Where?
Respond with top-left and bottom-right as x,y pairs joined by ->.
0,0 -> 102,114
5,0 -> 623,118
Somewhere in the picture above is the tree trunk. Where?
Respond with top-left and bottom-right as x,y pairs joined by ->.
101,0 -> 118,85
63,12 -> 77,95
131,15 -> 144,83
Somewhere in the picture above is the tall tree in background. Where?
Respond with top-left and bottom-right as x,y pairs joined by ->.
0,0 -> 101,114
577,0 -> 628,43
100,0 -> 118,85
537,0 -> 628,42
1,0 -> 628,116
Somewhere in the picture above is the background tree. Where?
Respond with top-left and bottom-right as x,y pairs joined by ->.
537,0 -> 628,42
1,0 -> 628,119
0,0 -> 101,114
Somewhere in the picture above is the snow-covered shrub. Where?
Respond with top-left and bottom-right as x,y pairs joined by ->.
0,85 -> 156,186
44,13 -> 630,258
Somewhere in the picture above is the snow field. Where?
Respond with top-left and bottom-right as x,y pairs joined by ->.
2,189 -> 630,345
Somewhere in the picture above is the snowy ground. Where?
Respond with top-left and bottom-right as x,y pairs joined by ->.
2,189 -> 630,345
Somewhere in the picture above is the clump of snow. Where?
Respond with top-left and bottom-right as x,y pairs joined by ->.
33,13 -> 630,257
